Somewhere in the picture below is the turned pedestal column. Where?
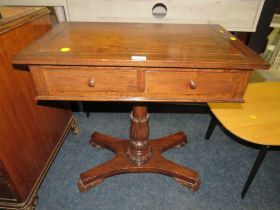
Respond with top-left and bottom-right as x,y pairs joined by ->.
126,106 -> 152,164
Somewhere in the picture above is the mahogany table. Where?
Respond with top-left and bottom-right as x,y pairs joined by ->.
13,22 -> 269,192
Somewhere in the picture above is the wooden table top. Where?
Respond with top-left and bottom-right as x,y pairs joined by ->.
209,82 -> 280,146
13,22 -> 268,70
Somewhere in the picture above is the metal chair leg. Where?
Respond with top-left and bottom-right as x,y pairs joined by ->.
241,147 -> 268,199
205,115 -> 217,140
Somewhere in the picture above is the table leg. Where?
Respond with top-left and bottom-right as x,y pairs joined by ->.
241,147 -> 268,198
78,105 -> 200,192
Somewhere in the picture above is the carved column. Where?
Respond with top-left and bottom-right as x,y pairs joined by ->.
126,106 -> 152,165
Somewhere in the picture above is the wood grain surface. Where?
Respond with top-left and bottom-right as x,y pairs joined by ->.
0,7 -> 72,208
0,7 -> 49,35
29,66 -> 252,102
13,22 -> 269,69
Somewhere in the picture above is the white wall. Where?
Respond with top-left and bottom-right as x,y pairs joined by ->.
0,0 -> 265,31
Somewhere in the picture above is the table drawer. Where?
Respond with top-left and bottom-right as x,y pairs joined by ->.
30,66 -> 250,102
145,70 -> 250,100
31,66 -> 138,95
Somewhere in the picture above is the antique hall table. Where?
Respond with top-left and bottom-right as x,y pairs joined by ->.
13,22 -> 269,192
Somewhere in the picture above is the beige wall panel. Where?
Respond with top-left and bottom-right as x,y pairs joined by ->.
68,0 -> 265,31
0,0 -> 265,31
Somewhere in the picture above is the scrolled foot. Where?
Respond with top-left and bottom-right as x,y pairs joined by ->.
77,178 -> 104,192
174,177 -> 200,191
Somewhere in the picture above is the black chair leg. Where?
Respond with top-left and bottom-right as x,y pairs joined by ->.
205,115 -> 217,140
241,147 -> 268,199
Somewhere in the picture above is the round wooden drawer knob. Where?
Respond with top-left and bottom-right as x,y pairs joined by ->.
88,78 -> 96,87
189,80 -> 197,89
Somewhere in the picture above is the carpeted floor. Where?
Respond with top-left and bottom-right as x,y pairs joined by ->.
36,105 -> 280,210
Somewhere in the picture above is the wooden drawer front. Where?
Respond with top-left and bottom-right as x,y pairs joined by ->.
31,66 -> 138,95
145,70 -> 250,100
30,66 -> 250,102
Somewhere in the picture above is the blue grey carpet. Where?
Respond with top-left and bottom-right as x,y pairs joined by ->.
36,107 -> 280,210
